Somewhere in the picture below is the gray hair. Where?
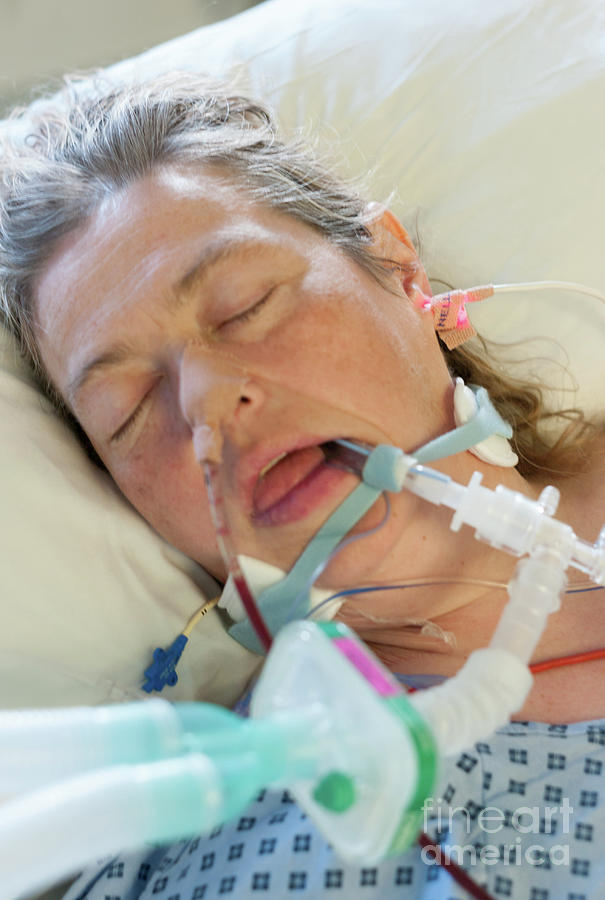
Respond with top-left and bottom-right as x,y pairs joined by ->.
0,72 -> 387,415
0,71 -> 596,477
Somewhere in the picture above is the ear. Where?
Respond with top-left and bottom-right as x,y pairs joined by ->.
364,203 -> 433,299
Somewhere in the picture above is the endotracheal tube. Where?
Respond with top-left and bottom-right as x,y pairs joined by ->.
2,437 -> 604,898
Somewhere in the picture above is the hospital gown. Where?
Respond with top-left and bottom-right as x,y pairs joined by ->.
62,690 -> 605,900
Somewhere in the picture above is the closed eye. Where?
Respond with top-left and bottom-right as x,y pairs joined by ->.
221,287 -> 276,329
110,384 -> 155,444
109,290 -> 276,443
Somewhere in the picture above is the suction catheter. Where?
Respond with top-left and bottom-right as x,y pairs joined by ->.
1,281 -> 604,899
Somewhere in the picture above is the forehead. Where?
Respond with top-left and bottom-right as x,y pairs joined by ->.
33,164 -> 318,395
36,164 -> 269,320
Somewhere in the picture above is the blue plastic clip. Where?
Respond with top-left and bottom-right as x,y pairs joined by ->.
142,633 -> 188,693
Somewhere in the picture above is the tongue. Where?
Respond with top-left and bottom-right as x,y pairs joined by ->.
253,446 -> 325,514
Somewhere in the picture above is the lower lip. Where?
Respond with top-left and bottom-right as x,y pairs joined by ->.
252,460 -> 353,527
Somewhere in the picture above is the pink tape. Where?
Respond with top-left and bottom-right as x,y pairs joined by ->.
415,286 -> 494,349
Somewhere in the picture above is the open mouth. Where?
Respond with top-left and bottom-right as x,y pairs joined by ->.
251,440 -> 363,526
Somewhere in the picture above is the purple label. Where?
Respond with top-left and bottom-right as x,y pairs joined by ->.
333,637 -> 400,697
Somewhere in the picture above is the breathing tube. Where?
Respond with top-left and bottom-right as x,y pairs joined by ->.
1,281 -> 604,900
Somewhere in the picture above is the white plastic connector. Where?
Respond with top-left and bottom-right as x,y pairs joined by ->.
408,465 -> 604,586
449,472 -> 563,555
595,527 -> 605,585
537,485 -> 560,517
490,547 -> 568,662
404,465 -> 463,508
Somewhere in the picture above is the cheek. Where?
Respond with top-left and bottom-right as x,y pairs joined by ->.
257,282 -> 435,402
107,436 -> 218,564
275,286 -> 450,448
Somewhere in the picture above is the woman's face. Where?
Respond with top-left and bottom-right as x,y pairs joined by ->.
34,165 -> 454,585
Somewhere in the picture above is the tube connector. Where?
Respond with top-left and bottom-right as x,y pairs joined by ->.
490,547 -> 568,662
362,444 -> 416,492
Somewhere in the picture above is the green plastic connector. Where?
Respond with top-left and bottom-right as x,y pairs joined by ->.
313,771 -> 356,813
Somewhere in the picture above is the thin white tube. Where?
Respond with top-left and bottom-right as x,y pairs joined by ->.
494,279 -> 605,304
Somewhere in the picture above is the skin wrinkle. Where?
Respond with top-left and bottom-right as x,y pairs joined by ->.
39,167 -> 278,399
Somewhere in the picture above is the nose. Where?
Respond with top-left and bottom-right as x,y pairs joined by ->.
179,341 -> 266,463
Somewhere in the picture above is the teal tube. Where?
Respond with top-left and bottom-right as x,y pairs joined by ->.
175,702 -> 325,818
0,699 -> 183,792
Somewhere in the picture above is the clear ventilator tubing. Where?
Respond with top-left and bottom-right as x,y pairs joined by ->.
408,540 -> 564,756
409,648 -> 532,759
0,755 -> 221,900
0,701 -> 329,898
0,699 -> 182,794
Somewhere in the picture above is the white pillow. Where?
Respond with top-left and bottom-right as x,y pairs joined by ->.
0,330 -> 260,708
2,0 -> 604,707
89,0 -> 605,416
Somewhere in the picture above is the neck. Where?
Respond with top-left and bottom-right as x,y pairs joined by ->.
341,445 -> 605,724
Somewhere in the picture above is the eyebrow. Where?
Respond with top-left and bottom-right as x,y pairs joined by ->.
66,341 -> 140,405
175,237 -> 276,304
67,237 -> 278,403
